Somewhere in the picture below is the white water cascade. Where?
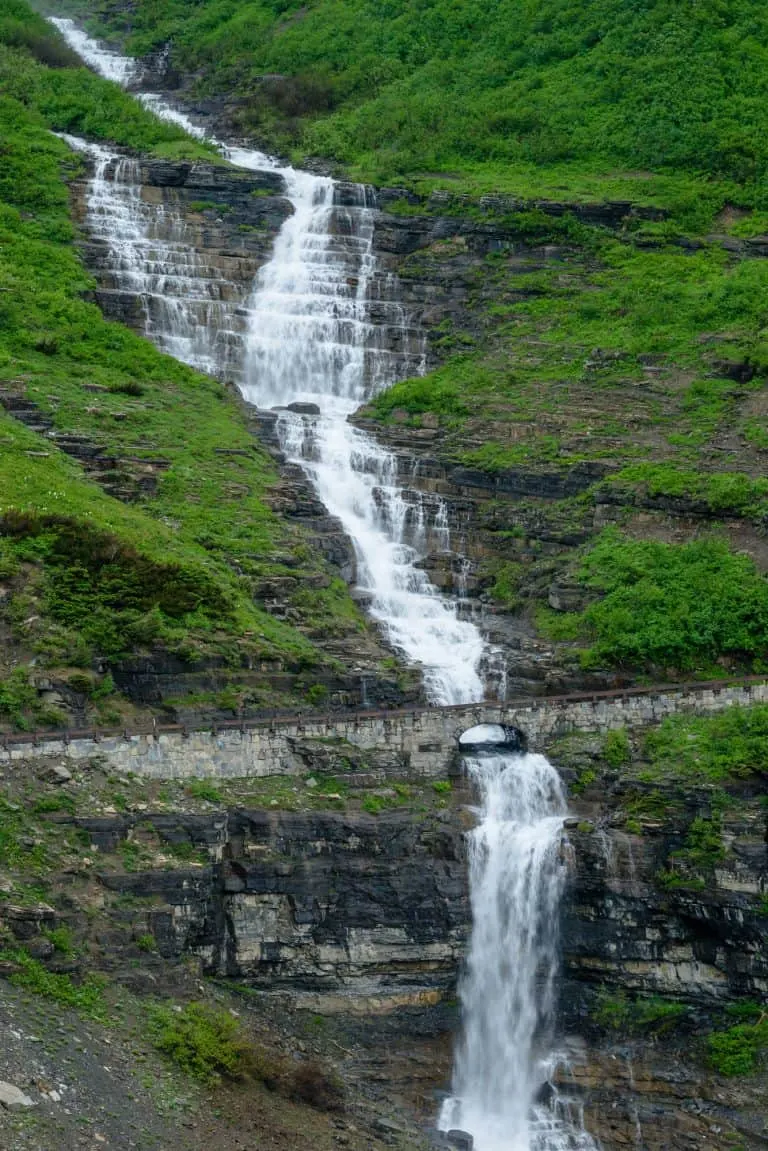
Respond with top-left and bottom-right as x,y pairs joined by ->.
51,16 -> 487,706
59,137 -> 245,378
242,176 -> 487,704
439,739 -> 598,1151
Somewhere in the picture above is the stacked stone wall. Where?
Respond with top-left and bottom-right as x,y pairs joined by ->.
3,680 -> 767,778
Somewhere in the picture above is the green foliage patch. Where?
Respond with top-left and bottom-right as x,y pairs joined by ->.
1,948 -> 107,1018
54,0 -> 768,221
642,706 -> 768,783
592,988 -> 688,1034
546,530 -> 768,674
147,1000 -> 257,1084
603,728 -> 630,769
708,1003 -> 768,1076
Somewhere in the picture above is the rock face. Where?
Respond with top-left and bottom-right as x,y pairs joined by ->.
3,728 -> 767,1149
70,156 -> 292,383
72,806 -> 470,1009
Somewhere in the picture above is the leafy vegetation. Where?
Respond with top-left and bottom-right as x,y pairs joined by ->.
147,1001 -> 258,1084
708,1003 -> 768,1076
607,465 -> 768,519
184,779 -> 224,805
1,949 -> 107,1018
592,988 -> 688,1034
603,728 -> 630,769
657,815 -> 726,888
643,706 -> 768,783
539,531 -> 768,674
51,0 -> 768,221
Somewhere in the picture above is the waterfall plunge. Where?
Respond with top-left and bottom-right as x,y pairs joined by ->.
440,750 -> 597,1151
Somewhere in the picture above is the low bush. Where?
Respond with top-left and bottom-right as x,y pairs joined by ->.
147,1001 -> 258,1084
572,531 -> 768,673
708,1004 -> 768,1076
185,779 -> 224,805
603,728 -> 630,769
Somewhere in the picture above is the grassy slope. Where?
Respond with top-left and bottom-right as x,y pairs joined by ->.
0,10 -> 378,728
43,0 -> 768,216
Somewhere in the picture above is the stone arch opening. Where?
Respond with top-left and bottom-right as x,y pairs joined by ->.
457,723 -> 528,756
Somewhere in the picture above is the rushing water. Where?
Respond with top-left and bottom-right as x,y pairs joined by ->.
60,137 -> 246,378
49,19 -> 596,1149
51,15 -> 486,706
439,749 -> 597,1151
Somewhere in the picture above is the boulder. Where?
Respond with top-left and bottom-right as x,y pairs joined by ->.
0,1082 -> 35,1111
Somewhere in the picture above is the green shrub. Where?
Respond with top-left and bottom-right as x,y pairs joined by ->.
574,531 -> 768,673
306,683 -> 329,705
43,926 -> 76,956
0,669 -> 37,729
185,779 -> 224,805
593,988 -> 687,1034
708,1013 -> 768,1076
603,728 -> 630,768
147,1001 -> 257,1084
32,794 -> 76,815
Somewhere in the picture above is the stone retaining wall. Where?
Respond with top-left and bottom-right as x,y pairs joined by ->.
2,681 -> 766,779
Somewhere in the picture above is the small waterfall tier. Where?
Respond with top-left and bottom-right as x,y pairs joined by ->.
62,136 -> 251,379
440,744 -> 597,1151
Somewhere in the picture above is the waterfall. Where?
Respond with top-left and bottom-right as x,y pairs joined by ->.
47,21 -> 597,1149
51,16 -> 487,706
439,741 -> 597,1151
241,175 -> 486,704
59,136 -> 245,378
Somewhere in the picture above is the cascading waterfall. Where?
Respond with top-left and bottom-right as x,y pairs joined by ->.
242,176 -> 486,704
440,736 -> 597,1151
49,19 -> 596,1151
60,135 -> 246,378
52,15 -> 487,706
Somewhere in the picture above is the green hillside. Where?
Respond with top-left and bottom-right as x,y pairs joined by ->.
0,7 -> 388,730
48,0 -> 768,217
14,0 -> 768,685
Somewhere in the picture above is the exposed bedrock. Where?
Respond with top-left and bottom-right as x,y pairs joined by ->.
6,775 -> 765,1149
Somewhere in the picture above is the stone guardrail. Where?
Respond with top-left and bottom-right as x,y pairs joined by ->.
1,676 -> 767,780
